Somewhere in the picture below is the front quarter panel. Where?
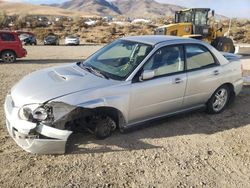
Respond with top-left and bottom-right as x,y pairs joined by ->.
49,81 -> 131,124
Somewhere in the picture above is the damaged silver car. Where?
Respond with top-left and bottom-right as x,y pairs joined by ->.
4,36 -> 243,154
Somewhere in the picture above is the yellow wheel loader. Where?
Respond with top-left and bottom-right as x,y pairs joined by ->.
154,8 -> 235,53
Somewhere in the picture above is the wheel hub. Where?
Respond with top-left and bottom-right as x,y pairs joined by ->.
3,53 -> 14,63
212,88 -> 228,112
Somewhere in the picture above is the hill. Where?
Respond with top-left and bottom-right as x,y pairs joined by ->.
57,0 -> 121,16
0,1 -> 93,17
47,0 -> 183,17
113,0 -> 183,17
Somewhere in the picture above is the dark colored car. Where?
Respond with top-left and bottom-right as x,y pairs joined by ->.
0,31 -> 27,63
18,32 -> 37,45
44,34 -> 59,45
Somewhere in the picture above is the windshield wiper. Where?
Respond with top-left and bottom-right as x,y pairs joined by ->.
80,64 -> 109,79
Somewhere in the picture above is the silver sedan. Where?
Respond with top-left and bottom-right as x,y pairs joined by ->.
4,35 -> 243,154
65,35 -> 80,45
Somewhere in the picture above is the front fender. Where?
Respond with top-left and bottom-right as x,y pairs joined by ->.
77,95 -> 129,124
77,98 -> 106,108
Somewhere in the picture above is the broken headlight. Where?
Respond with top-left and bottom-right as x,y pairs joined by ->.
19,104 -> 53,123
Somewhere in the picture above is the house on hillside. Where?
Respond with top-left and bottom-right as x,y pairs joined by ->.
132,18 -> 151,24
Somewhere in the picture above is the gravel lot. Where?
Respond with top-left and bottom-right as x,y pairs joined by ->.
0,46 -> 250,187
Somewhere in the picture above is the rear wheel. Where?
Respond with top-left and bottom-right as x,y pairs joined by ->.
212,37 -> 235,53
206,85 -> 230,114
1,51 -> 16,63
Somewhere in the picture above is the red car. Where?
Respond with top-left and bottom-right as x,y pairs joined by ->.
0,31 -> 27,63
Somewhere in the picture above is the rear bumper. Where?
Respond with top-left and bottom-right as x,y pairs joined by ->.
4,95 -> 72,154
44,41 -> 58,45
234,78 -> 244,96
65,40 -> 80,45
17,48 -> 27,58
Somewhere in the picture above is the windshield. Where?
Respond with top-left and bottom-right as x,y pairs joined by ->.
46,35 -> 57,40
67,35 -> 78,38
82,40 -> 153,80
194,11 -> 208,25
178,11 -> 193,23
19,34 -> 29,39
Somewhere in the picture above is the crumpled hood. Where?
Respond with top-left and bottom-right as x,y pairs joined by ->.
11,63 -> 117,107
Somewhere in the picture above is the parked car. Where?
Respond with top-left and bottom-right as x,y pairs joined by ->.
4,36 -> 243,154
65,35 -> 80,45
0,31 -> 27,63
44,34 -> 59,45
18,32 -> 37,45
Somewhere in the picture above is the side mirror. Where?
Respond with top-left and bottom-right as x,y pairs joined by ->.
141,70 -> 155,81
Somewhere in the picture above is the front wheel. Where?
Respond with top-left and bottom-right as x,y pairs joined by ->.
94,116 -> 116,139
206,85 -> 230,114
1,51 -> 16,63
211,37 -> 235,53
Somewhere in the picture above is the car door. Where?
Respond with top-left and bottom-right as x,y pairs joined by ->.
183,44 -> 222,108
128,45 -> 187,124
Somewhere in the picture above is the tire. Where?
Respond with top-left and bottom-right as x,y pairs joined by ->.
94,116 -> 116,139
211,37 -> 235,53
206,85 -> 230,114
1,51 -> 16,63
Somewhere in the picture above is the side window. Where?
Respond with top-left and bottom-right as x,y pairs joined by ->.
186,45 -> 216,70
0,33 -> 15,41
143,46 -> 184,77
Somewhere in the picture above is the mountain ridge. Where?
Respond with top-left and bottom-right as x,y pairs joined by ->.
46,0 -> 184,17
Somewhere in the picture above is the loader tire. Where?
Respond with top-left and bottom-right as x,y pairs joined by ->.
212,37 -> 235,53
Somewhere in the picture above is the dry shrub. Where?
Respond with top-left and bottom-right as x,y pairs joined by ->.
109,27 -> 116,35
86,38 -> 95,43
100,37 -> 108,43
0,11 -> 7,27
33,28 -> 51,39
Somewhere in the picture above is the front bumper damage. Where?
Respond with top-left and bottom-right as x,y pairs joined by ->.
4,95 -> 72,154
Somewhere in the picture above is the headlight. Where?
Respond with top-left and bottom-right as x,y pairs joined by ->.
19,104 -> 53,122
19,106 -> 33,121
33,107 -> 48,121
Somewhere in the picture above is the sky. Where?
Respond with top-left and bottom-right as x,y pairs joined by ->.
2,0 -> 250,18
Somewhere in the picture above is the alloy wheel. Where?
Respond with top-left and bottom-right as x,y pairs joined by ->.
212,88 -> 228,112
3,52 -> 15,63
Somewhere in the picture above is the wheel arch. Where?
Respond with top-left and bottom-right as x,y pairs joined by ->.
208,83 -> 235,104
92,106 -> 127,131
0,49 -> 17,57
222,83 -> 236,103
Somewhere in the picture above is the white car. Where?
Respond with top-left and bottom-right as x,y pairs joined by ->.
4,36 -> 243,154
65,35 -> 80,45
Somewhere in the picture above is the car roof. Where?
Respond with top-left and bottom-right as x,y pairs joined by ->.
0,30 -> 17,34
121,35 -> 198,46
17,31 -> 34,35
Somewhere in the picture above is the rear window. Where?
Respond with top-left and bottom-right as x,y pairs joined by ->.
0,33 -> 16,41
185,44 -> 216,70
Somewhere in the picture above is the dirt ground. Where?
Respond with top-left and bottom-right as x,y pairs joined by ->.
0,46 -> 250,188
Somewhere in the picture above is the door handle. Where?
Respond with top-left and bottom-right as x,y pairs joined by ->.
174,78 -> 183,84
213,70 -> 220,75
